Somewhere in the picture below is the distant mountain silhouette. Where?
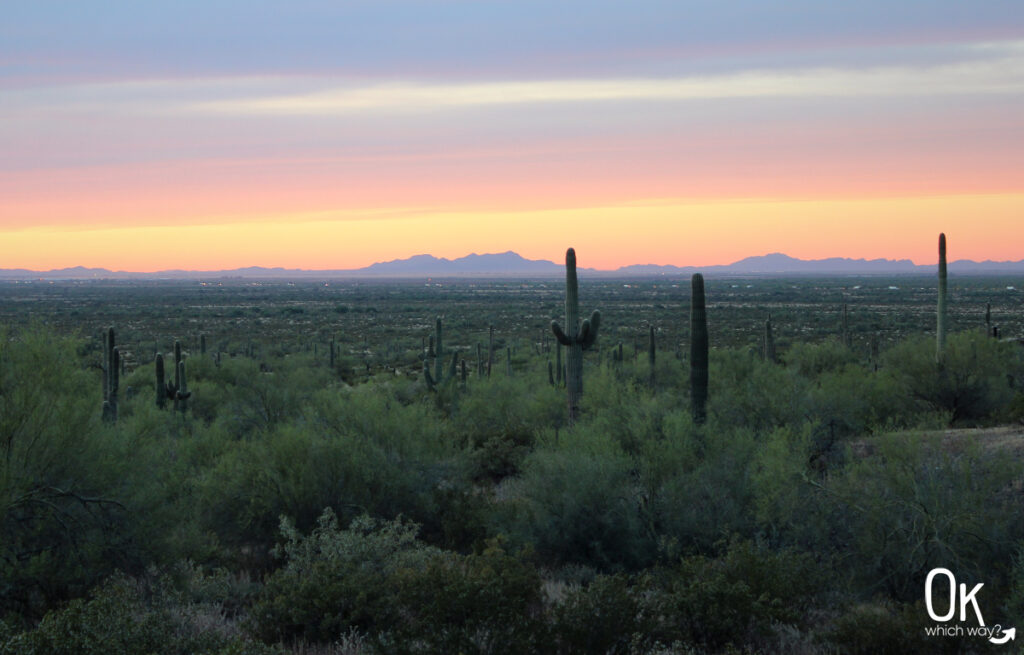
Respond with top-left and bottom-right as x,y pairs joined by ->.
3,251 -> 1024,279
725,253 -> 919,274
362,251 -> 563,275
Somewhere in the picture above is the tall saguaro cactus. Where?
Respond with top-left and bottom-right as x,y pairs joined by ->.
434,317 -> 444,384
155,353 -> 167,409
177,360 -> 189,413
173,340 -> 182,411
764,314 -> 776,363
551,248 -> 601,425
937,233 -> 947,362
841,303 -> 851,348
424,316 -> 458,390
648,325 -> 656,386
488,325 -> 494,377
102,327 -> 119,422
690,274 -> 708,424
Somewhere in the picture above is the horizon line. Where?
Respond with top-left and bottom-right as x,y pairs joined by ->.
3,249 -> 1021,277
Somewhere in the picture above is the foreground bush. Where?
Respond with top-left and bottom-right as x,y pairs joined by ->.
0,571 -> 277,655
0,328 -> 133,619
253,509 -> 544,654
251,510 -> 439,644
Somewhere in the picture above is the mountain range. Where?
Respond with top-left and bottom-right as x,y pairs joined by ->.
3,251 -> 1024,279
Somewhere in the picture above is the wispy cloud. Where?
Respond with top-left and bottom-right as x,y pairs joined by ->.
4,39 -> 1021,120
184,40 -> 1024,116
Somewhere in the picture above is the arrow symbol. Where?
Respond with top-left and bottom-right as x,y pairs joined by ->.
990,627 -> 1016,644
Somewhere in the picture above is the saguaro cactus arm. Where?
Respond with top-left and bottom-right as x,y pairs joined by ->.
551,321 -> 571,346
581,311 -> 601,350
155,353 -> 166,409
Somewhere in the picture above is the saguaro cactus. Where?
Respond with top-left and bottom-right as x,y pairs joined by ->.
155,353 -> 167,409
764,314 -> 776,363
690,273 -> 708,424
434,317 -> 445,384
841,304 -> 851,348
937,233 -> 947,362
102,327 -> 119,422
177,360 -> 190,413
488,325 -> 494,377
648,325 -> 656,386
173,340 -> 182,410
424,316 -> 458,390
551,248 -> 601,425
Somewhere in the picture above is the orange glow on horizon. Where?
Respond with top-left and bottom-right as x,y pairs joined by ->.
2,194 -> 1022,272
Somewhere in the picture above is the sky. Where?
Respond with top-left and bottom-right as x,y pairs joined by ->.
2,1 -> 1023,271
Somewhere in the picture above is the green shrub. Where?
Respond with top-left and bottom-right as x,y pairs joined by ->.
551,574 -> 651,655
883,332 -> 1022,425
807,364 -> 906,437
386,539 -> 546,655
710,349 -> 809,434
824,433 -> 1024,600
644,540 -> 821,651
0,571 -> 278,655
583,370 -> 675,455
450,376 -> 563,481
823,600 -> 957,655
784,340 -> 859,378
643,414 -> 760,554
499,429 -> 653,570
251,510 -> 440,643
0,327 -> 133,618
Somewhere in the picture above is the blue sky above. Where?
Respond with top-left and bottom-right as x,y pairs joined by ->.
5,1 -> 1024,82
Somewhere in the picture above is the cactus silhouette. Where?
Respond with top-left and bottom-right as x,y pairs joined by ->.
937,233 -> 947,362
690,274 -> 708,424
102,327 -> 118,422
488,325 -> 494,377
841,303 -> 851,348
176,360 -> 190,413
551,248 -> 601,425
649,325 -> 656,386
764,314 -> 776,363
155,353 -> 167,409
424,316 -> 458,390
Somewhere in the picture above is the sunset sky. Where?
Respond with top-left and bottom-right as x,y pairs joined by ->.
3,2 -> 1023,271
